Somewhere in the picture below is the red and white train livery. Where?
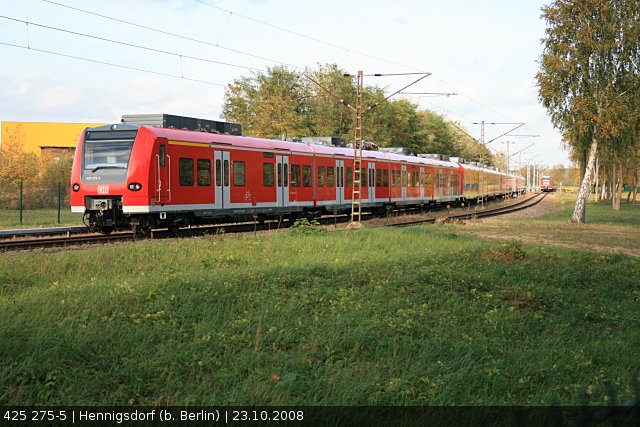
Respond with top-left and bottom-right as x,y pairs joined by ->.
70,122 -> 525,234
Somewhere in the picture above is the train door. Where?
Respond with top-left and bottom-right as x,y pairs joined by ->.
419,167 -> 425,200
449,169 -> 454,198
402,164 -> 407,200
368,163 -> 375,202
214,151 -> 230,209
438,169 -> 444,199
276,155 -> 289,207
155,140 -> 170,203
336,159 -> 344,205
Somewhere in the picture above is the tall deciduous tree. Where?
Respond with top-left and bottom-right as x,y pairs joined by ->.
537,0 -> 640,222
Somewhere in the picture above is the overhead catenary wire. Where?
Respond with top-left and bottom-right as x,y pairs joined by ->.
41,0 -> 520,128
0,41 -> 226,86
37,0 -> 529,141
0,15 -> 266,73
41,0 -> 300,69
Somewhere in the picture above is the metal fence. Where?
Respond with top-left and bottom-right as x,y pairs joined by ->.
0,180 -> 71,226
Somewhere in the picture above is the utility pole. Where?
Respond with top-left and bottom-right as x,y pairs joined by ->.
472,121 -> 525,166
305,70 -> 431,226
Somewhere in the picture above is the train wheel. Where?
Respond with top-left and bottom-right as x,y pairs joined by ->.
99,226 -> 113,235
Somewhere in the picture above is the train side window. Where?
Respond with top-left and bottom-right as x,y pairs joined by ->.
263,163 -> 274,187
197,159 -> 211,186
303,165 -> 311,187
383,169 -> 389,187
318,166 -> 326,187
360,168 -> 367,187
327,166 -> 335,187
284,163 -> 288,187
179,158 -> 194,186
291,164 -> 300,187
159,144 -> 166,167
346,167 -> 353,187
215,159 -> 221,186
223,159 -> 229,187
376,169 -> 382,187
233,161 -> 245,186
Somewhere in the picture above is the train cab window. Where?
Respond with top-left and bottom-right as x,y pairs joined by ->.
159,144 -> 166,167
327,166 -> 335,187
263,163 -> 274,187
179,158 -> 194,186
346,167 -> 353,187
233,161 -> 245,186
303,165 -> 311,187
197,159 -> 211,186
215,159 -> 221,186
291,164 -> 301,187
224,160 -> 230,187
383,169 -> 389,187
376,169 -> 382,187
318,166 -> 326,187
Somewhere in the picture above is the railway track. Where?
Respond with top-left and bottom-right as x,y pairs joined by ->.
0,193 -> 545,252
388,192 -> 547,227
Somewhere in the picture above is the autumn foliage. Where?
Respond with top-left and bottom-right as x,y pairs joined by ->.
0,126 -> 72,209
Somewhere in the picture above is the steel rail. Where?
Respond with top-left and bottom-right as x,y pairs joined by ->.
0,194 -> 543,252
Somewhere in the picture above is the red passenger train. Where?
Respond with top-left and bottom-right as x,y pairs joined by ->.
540,175 -> 554,192
70,121 -> 526,234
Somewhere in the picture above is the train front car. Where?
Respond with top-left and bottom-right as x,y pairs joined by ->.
71,124 -> 151,234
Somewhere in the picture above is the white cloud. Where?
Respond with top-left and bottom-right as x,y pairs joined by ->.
36,86 -> 83,110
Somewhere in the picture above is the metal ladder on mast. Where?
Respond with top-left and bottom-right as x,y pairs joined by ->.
351,71 -> 364,224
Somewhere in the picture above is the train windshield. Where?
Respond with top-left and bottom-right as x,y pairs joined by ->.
83,130 -> 137,171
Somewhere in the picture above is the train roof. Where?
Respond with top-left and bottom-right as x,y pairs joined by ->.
132,125 -> 466,168
108,124 -> 520,174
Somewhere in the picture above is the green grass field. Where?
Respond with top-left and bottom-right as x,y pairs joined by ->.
1,222 -> 639,405
0,208 -> 81,229
539,193 -> 640,227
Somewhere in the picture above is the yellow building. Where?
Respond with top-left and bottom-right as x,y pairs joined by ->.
1,121 -> 104,156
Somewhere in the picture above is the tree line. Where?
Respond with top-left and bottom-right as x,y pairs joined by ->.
537,0 -> 640,221
221,63 -> 492,163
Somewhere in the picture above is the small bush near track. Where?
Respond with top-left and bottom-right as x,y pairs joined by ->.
289,218 -> 323,235
0,225 -> 638,406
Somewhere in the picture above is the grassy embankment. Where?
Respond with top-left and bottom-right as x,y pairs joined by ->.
461,193 -> 640,257
0,208 -> 80,229
1,210 -> 639,405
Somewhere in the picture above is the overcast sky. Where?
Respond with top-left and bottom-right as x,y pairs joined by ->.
0,0 -> 568,167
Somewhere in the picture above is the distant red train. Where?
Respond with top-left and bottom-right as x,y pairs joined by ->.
70,117 -> 526,234
540,175 -> 554,192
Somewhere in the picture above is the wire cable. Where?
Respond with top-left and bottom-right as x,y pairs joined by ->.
41,0 -> 300,69
0,15 -> 266,73
0,41 -> 225,86
40,0 -> 527,134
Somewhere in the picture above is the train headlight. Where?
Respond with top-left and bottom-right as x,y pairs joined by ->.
72,183 -> 80,192
128,182 -> 143,191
